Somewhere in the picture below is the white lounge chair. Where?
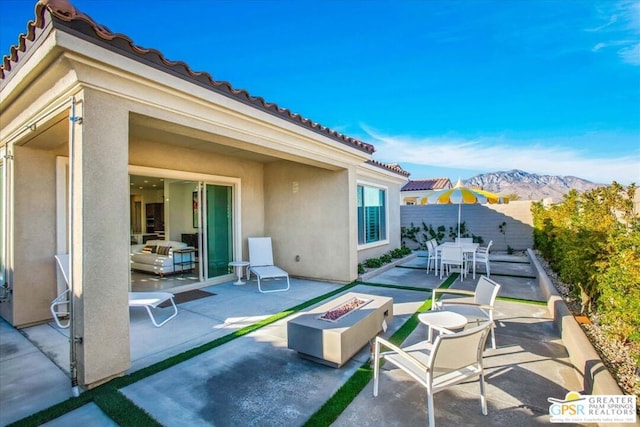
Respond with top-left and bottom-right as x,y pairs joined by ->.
248,237 -> 290,293
127,292 -> 178,327
52,254 -> 178,328
373,321 -> 492,427
51,254 -> 72,328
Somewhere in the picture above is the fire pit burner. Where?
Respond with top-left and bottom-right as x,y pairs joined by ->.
319,297 -> 371,322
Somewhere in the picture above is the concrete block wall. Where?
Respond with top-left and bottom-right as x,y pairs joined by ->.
400,200 -> 534,251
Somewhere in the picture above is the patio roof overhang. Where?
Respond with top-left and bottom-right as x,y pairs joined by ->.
1,1 -> 381,171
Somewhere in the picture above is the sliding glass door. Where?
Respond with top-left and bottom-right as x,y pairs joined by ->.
204,184 -> 233,279
129,167 -> 238,288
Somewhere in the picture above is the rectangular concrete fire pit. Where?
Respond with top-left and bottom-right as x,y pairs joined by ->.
287,292 -> 393,367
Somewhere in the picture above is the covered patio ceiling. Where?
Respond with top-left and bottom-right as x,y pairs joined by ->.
129,113 -> 350,171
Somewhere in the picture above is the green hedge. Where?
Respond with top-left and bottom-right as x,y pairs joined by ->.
532,182 -> 640,364
358,247 -> 412,274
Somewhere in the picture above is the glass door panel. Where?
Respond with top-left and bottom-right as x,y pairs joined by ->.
205,184 -> 232,279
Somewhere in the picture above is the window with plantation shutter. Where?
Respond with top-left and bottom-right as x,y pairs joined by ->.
357,184 -> 387,245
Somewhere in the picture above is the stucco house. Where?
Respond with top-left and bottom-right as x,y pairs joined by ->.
400,178 -> 452,205
0,0 -> 408,388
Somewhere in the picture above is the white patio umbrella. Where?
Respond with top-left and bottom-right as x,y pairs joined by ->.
422,179 -> 508,239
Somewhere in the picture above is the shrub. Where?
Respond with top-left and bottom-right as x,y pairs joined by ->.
361,247 -> 412,272
390,248 -> 404,258
402,221 -> 482,248
379,254 -> 393,264
364,258 -> 383,269
532,182 -> 640,356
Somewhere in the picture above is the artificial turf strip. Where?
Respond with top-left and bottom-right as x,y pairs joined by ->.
302,273 -> 459,427
10,275 -> 467,427
8,393 -> 94,427
497,295 -> 547,305
93,390 -> 161,427
353,280 -> 433,293
10,281 -> 362,427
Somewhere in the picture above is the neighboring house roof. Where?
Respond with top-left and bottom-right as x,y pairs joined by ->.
366,160 -> 411,177
2,0 -> 379,157
401,178 -> 451,191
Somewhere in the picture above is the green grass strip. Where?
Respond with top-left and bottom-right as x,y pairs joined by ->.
303,273 -> 458,426
353,280 -> 433,293
11,281 -> 362,427
8,393 -> 95,427
93,389 -> 161,427
497,295 -> 547,306
14,275 -> 478,427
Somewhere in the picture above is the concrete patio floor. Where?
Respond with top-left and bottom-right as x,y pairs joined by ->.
1,254 -> 596,426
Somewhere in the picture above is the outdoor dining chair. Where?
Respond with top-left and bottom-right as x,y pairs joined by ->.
439,245 -> 466,281
425,239 -> 438,274
431,275 -> 501,349
373,321 -> 492,427
475,240 -> 493,277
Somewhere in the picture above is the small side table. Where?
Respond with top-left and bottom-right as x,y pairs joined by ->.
173,247 -> 196,274
418,311 -> 468,342
228,261 -> 250,285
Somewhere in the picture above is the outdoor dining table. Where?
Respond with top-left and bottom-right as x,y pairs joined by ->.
435,241 -> 480,279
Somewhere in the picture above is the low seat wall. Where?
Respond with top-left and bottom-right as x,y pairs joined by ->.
528,249 -> 639,427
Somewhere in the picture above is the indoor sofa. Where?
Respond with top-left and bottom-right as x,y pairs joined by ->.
130,239 -> 193,276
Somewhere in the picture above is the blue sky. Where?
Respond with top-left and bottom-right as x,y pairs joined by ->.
2,0 -> 639,184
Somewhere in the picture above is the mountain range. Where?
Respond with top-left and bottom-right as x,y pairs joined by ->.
462,169 -> 604,201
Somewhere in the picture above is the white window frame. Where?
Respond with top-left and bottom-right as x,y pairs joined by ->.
356,180 -> 389,250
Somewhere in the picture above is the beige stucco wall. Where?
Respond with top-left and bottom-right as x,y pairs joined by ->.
6,145 -> 58,326
129,137 -> 266,259
264,161 -> 354,282
72,89 -> 131,386
1,19 -> 408,390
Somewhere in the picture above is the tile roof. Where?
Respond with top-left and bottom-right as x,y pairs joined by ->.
401,178 -> 451,191
2,0 -> 377,156
366,160 -> 410,177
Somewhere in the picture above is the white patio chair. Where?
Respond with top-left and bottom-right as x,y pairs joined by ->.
248,237 -> 290,293
373,321 -> 492,427
52,254 -> 178,328
439,245 -> 466,281
431,275 -> 501,349
475,240 -> 493,277
425,239 -> 438,274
